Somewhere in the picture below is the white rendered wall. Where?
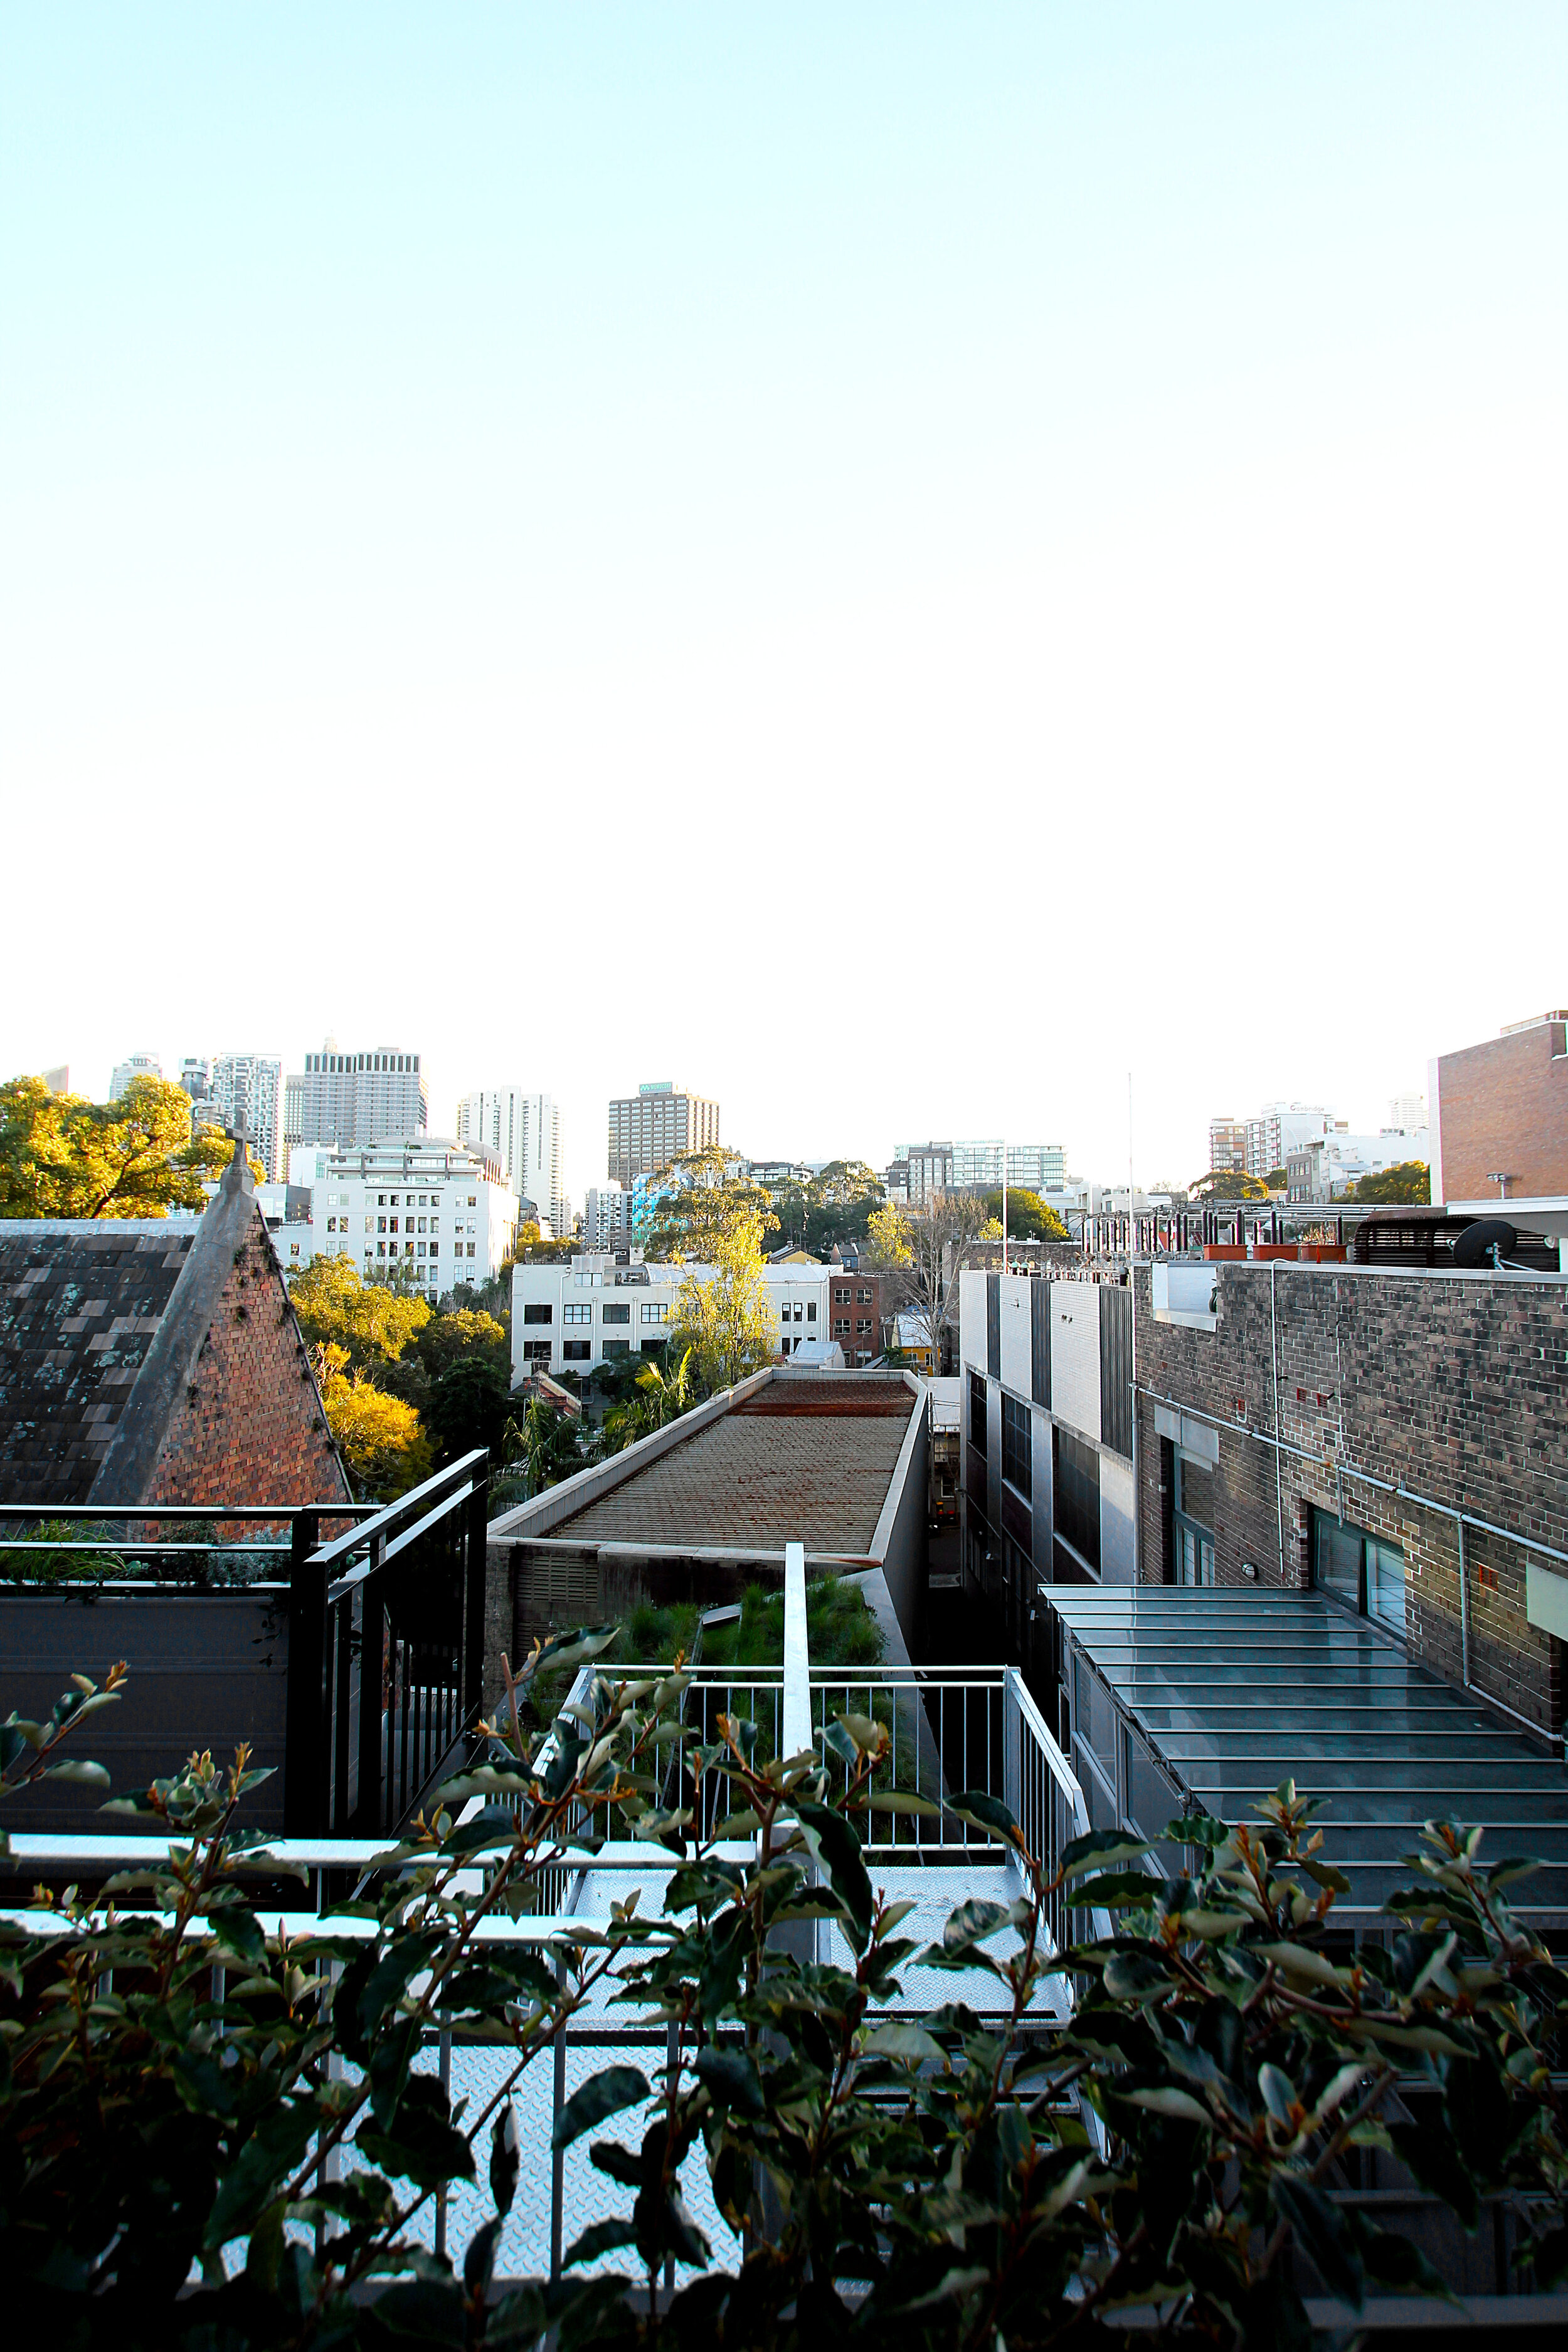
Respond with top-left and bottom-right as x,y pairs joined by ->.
1050,1283 -> 1101,1444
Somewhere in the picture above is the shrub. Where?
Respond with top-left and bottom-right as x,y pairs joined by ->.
1,1660 -> 1564,2344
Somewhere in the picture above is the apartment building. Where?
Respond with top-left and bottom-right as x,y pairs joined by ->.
607,1081 -> 719,1184
457,1088 -> 564,1239
583,1184 -> 635,1249
887,1142 -> 953,1205
210,1052 -> 284,1180
950,1141 -> 1068,1192
273,1135 -> 517,1303
284,1042 -> 428,1158
511,1254 -> 838,1379
1209,1103 -> 1334,1182
1286,1122 -> 1429,1203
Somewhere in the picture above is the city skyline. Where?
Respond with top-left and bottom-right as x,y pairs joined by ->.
2,11 -> 1559,1204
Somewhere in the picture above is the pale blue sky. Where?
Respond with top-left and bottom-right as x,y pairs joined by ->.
3,9 -> 1563,1194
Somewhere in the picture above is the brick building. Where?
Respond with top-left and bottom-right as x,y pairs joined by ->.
1430,1009 -> 1568,1221
0,1143 -> 350,1510
827,1267 -> 888,1365
958,1259 -> 1568,1740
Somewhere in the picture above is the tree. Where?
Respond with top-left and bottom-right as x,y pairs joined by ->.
863,1199 -> 912,1269
501,1393 -> 583,1496
672,1204 -> 776,1390
601,1346 -> 696,1455
312,1343 -> 433,1496
978,1187 -> 1070,1243
422,1350 -> 513,1468
882,1190 -> 982,1370
1353,1159 -> 1431,1204
0,1074 -> 253,1219
412,1306 -> 507,1380
1263,1165 -> 1289,1191
644,1148 -> 780,1261
289,1256 -> 430,1369
1190,1167 -> 1271,1201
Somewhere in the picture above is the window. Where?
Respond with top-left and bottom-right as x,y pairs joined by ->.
641,1303 -> 670,1323
466,1242 -> 476,1258
1173,1453 -> 1216,1587
522,1338 -> 551,1362
1313,1509 -> 1406,1633
856,1287 -> 872,1305
522,1303 -> 553,1325
806,1302 -> 817,1323
389,1217 -> 399,1232
603,1338 -> 630,1357
418,1217 -> 426,1233
835,1286 -> 850,1305
467,1195 -> 477,1207
834,1317 -> 850,1338
856,1318 -> 872,1338
1002,1394 -> 1031,1499
968,1371 -> 987,1454
1054,1428 -> 1101,1574
377,1217 -> 386,1232
563,1303 -> 592,1324
602,1303 -> 630,1325
562,1340 -> 590,1362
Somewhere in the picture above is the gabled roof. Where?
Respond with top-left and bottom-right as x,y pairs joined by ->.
0,1223 -> 196,1504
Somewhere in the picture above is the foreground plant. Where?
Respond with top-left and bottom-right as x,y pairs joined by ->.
0,1661 -> 1564,2348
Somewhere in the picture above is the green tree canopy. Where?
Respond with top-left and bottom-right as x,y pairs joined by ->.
644,1148 -> 780,1261
0,1074 -> 251,1219
1352,1159 -> 1431,1204
1190,1167 -> 1271,1201
978,1187 -> 1070,1242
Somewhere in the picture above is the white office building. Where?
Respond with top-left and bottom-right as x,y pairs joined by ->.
109,1051 -> 162,1101
583,1184 -> 635,1249
284,1042 -> 428,1157
511,1254 -> 834,1382
210,1053 -> 284,1180
276,1135 -> 519,1303
457,1088 -> 564,1240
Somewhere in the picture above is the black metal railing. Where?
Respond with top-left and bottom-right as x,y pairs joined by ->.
0,1450 -> 490,1841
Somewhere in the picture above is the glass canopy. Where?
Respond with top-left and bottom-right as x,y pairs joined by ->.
1046,1588 -> 1568,1925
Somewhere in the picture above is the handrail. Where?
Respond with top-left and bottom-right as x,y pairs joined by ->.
1005,1666 -> 1091,1838
308,1451 -> 490,1573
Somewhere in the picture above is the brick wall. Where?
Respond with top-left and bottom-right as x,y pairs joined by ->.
1134,1262 -> 1568,1734
1434,1019 -> 1568,1200
144,1224 -> 350,1507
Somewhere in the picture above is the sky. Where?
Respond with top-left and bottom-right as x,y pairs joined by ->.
2,7 -> 1563,1201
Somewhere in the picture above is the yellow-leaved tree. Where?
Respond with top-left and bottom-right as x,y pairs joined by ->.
0,1074 -> 257,1219
673,1204 -> 776,1392
289,1255 -> 430,1369
863,1200 -> 913,1269
310,1342 -> 434,1498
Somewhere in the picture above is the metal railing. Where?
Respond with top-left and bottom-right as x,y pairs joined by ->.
0,1454 -> 491,1843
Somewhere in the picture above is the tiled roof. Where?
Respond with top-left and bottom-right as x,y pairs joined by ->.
556,1384 -> 916,1555
0,1224 -> 196,1505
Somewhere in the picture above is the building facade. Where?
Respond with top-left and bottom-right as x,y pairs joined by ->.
457,1088 -> 564,1239
284,1043 -> 428,1158
1430,1012 -> 1568,1218
511,1254 -> 838,1379
209,1052 -> 284,1180
1210,1103 -> 1335,1182
1286,1123 -> 1429,1203
607,1081 -> 720,1185
109,1051 -> 162,1101
276,1135 -> 518,1303
583,1184 -> 634,1249
948,1141 -> 1068,1193
888,1142 -> 954,1205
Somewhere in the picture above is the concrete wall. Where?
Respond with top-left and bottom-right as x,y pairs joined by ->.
872,1394 -> 930,1656
1051,1285 -> 1101,1443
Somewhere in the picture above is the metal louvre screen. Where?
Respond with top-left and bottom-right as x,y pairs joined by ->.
1030,1278 -> 1051,1407
986,1275 -> 1001,1379
1099,1285 -> 1132,1459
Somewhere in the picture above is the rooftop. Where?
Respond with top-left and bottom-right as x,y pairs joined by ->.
549,1375 -> 915,1555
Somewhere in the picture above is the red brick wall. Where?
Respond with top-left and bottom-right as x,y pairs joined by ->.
1436,1020 -> 1568,1201
144,1225 -> 351,1508
1135,1262 -> 1568,1735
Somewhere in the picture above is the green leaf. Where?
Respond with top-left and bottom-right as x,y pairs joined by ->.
861,1789 -> 944,1817
552,2063 -> 650,2151
41,1758 -> 111,1788
564,2217 -> 639,2269
694,2046 -> 765,2117
590,2139 -> 647,2188
948,1789 -> 1018,1843
209,1907 -> 267,1969
369,2278 -> 468,2343
491,2102 -> 520,2217
1258,2063 -> 1298,2123
1119,2086 -> 1212,2126
357,2075 -> 476,2190
1486,1856 -> 1541,1892
1103,1949 -> 1171,2001
1062,1829 -> 1153,1878
1273,2176 -> 1364,2309
864,2022 -> 944,2067
795,1799 -> 874,1948
1389,2119 -> 1479,2232
204,2097 -> 320,2248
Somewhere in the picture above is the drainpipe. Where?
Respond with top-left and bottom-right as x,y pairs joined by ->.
1458,1515 -> 1471,1688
